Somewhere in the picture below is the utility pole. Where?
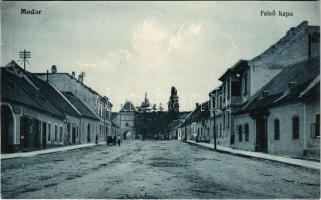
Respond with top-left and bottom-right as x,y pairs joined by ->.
19,50 -> 31,71
213,109 -> 217,150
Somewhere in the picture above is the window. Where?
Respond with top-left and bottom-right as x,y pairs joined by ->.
243,73 -> 248,95
48,123 -> 51,141
54,125 -> 58,142
274,119 -> 280,140
227,113 -> 230,128
226,79 -> 230,97
238,125 -> 242,142
292,116 -> 300,139
231,81 -> 241,96
315,114 -> 320,137
126,122 -> 129,127
60,126 -> 63,142
223,113 -> 225,130
244,123 -> 249,141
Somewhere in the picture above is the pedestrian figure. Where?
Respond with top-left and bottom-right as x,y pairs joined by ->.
95,134 -> 98,144
113,135 -> 116,145
117,135 -> 121,146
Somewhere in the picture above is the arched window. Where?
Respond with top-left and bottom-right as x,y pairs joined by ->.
274,119 -> 280,140
292,116 -> 300,139
238,125 -> 242,142
244,123 -> 249,141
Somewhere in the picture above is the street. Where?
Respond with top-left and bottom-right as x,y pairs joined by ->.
1,140 -> 320,199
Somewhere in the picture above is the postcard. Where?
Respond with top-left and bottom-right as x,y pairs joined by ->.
1,1 -> 320,199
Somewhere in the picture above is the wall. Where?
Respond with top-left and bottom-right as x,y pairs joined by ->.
249,21 -> 313,97
304,99 -> 320,150
232,114 -> 256,151
37,74 -> 112,123
267,103 -> 305,156
5,102 -> 65,152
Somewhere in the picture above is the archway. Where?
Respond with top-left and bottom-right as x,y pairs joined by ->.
1,105 -> 14,153
123,131 -> 133,140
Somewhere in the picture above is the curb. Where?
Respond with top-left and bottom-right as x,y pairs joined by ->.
1,142 -> 106,160
184,140 -> 320,171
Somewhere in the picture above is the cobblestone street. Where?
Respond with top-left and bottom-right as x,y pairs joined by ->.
1,140 -> 320,199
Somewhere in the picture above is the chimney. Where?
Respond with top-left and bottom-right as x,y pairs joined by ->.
71,71 -> 75,77
78,74 -> 83,83
288,81 -> 296,89
51,65 -> 57,73
46,70 -> 49,82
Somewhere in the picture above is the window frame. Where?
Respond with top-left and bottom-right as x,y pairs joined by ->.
274,119 -> 280,140
292,116 -> 300,139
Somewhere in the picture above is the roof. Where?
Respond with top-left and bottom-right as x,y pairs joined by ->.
111,121 -> 120,128
5,61 -> 81,118
111,112 -> 119,120
34,72 -> 113,108
62,91 -> 99,120
120,101 -> 136,112
180,101 -> 210,127
1,67 -> 65,119
236,57 -> 320,115
177,111 -> 190,119
165,119 -> 181,131
218,60 -> 248,81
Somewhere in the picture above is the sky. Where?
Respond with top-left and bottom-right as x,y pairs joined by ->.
1,1 -> 320,111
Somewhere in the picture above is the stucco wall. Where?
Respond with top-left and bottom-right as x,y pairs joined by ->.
249,22 -> 312,97
6,102 -> 65,151
232,114 -> 256,151
267,103 -> 305,156
304,99 -> 320,149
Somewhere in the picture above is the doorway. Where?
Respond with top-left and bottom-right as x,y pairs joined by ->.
255,116 -> 268,153
42,122 -> 47,149
72,126 -> 76,144
1,105 -> 14,153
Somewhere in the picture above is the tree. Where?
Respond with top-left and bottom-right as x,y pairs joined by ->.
139,93 -> 151,112
168,86 -> 179,113
159,103 -> 164,112
152,104 -> 157,112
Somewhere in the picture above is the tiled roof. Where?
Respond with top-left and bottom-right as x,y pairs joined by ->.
4,61 -> 81,118
1,67 -> 65,119
120,101 -> 136,112
180,101 -> 210,127
236,57 -> 320,115
62,91 -> 99,120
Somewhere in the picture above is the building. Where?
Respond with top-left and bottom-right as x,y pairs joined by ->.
208,21 -> 320,155
233,57 -> 319,159
112,101 -> 136,139
62,91 -> 101,143
164,112 -> 189,140
180,102 -> 210,142
5,61 -> 89,146
1,65 -> 65,153
35,66 -> 113,142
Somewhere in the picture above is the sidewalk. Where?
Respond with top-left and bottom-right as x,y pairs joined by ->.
185,140 -> 320,170
1,142 -> 106,160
